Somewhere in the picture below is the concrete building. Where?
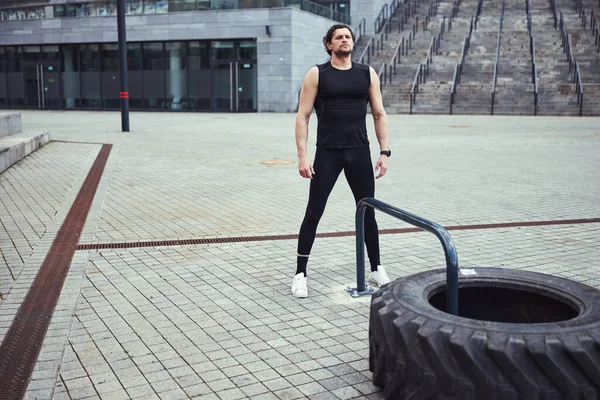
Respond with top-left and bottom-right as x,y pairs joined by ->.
0,0 -> 387,113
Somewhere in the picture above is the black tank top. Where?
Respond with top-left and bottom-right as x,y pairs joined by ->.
314,61 -> 371,149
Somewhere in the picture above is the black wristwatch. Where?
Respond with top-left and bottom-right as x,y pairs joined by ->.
380,150 -> 391,157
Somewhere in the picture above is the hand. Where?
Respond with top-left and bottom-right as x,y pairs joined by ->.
298,156 -> 315,179
375,155 -> 389,179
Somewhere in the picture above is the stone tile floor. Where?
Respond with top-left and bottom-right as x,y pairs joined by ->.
0,111 -> 598,399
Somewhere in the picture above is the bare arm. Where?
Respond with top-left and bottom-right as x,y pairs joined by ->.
368,66 -> 390,179
295,66 -> 319,179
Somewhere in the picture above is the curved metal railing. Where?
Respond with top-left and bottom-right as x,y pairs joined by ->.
355,197 -> 459,316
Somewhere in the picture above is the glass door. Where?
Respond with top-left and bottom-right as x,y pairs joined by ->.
236,61 -> 256,112
24,63 -> 40,108
24,63 -> 60,109
212,61 -> 256,112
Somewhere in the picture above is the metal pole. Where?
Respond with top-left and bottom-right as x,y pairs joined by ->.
355,205 -> 367,293
117,0 -> 130,132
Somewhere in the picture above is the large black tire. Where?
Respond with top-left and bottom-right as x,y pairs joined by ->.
369,267 -> 600,399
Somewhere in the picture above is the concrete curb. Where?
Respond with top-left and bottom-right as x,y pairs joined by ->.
0,132 -> 51,174
0,113 -> 22,137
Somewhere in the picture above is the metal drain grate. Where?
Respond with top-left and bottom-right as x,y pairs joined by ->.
75,218 -> 600,251
0,144 -> 112,400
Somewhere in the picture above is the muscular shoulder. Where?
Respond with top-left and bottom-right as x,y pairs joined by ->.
350,62 -> 372,85
352,62 -> 370,71
316,61 -> 331,72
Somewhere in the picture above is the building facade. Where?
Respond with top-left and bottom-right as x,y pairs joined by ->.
0,0 -> 388,113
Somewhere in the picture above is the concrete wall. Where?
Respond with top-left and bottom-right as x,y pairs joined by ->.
0,113 -> 22,137
0,8 -> 339,112
351,0 -> 388,34
265,10 -> 332,112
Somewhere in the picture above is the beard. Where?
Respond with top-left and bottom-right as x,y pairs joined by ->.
333,47 -> 352,57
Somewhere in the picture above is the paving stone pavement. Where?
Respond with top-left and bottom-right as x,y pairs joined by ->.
0,110 -> 599,399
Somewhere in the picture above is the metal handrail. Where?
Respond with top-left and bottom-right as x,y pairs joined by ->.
378,63 -> 389,88
550,0 -> 558,28
491,0 -> 505,115
574,61 -> 583,116
374,2 -> 389,34
389,37 -> 405,80
450,63 -> 459,114
355,197 -> 459,316
560,30 -> 584,116
475,0 -> 483,28
355,17 -> 367,43
449,17 -> 472,114
358,37 -> 375,64
410,63 -> 422,114
358,0 -> 401,64
526,0 -> 537,115
531,37 -> 538,115
408,17 -> 445,112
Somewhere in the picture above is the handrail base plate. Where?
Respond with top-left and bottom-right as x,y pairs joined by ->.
346,285 -> 377,298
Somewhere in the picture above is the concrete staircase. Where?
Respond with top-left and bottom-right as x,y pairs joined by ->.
581,83 -> 600,115
356,0 -> 452,113
411,16 -> 480,114
0,113 -> 50,174
355,0 -> 599,115
552,0 -> 600,114
493,11 -> 536,115
451,12 -> 500,114
379,0 -> 488,113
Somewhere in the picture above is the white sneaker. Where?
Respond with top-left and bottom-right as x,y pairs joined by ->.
368,265 -> 391,286
291,273 -> 308,298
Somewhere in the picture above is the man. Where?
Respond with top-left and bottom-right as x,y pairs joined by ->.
292,23 -> 392,298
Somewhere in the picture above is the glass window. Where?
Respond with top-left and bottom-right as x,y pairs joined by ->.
97,3 -> 116,16
0,48 -> 5,73
86,3 -> 99,17
5,46 -> 24,107
127,42 -> 143,109
6,46 -> 21,73
170,0 -> 198,12
53,5 -> 65,17
22,46 -> 41,64
212,41 -> 236,60
239,40 -> 257,59
188,41 -> 210,110
62,45 -> 80,109
142,42 -> 165,109
126,0 -> 144,14
54,4 -> 79,17
0,48 -> 7,107
66,5 -> 77,17
100,44 -> 120,109
42,45 -> 60,64
143,0 -> 168,13
101,43 -> 119,71
75,4 -> 87,17
79,44 -> 101,108
165,42 -> 187,110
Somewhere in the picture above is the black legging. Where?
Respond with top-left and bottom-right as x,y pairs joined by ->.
297,146 -> 381,269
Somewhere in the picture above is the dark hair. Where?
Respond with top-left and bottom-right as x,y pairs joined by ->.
322,24 -> 355,56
